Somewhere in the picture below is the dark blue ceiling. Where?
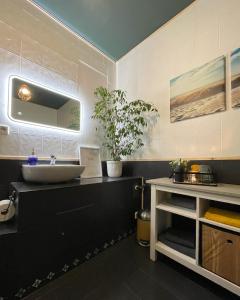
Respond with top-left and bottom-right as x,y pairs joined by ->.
33,0 -> 195,60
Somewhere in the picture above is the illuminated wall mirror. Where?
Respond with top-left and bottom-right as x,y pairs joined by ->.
9,76 -> 80,132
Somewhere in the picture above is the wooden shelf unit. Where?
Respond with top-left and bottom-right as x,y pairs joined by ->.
147,178 -> 240,297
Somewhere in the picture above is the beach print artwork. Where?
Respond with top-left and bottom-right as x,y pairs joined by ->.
231,48 -> 240,108
170,56 -> 226,122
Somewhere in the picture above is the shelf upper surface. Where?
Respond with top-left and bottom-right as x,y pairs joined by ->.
156,202 -> 196,219
146,177 -> 240,199
12,176 -> 140,193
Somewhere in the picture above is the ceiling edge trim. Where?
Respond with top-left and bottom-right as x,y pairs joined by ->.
27,0 -> 116,63
116,0 -> 196,63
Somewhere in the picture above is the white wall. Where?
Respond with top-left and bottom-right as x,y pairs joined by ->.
0,0 -> 116,160
117,0 -> 240,160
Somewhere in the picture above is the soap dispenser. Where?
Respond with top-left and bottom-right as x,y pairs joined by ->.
27,148 -> 38,165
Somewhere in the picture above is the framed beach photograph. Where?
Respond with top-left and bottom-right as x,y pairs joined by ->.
231,48 -> 240,108
79,146 -> 102,178
170,56 -> 226,122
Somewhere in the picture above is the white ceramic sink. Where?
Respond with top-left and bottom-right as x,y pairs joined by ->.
22,164 -> 85,183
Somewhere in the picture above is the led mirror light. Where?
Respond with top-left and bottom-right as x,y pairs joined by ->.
18,84 -> 32,102
8,76 -> 81,133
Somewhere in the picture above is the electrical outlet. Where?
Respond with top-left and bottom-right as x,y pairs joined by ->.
0,125 -> 10,135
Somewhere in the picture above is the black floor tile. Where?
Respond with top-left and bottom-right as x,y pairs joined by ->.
141,254 -> 239,300
83,281 -> 140,300
125,268 -> 177,300
139,258 -> 222,300
24,236 -> 239,300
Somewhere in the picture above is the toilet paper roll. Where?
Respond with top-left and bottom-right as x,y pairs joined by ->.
0,200 -> 15,222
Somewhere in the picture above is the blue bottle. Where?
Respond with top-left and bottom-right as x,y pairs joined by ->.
27,148 -> 38,165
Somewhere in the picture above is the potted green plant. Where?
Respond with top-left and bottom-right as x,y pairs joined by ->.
92,87 -> 159,177
169,158 -> 188,182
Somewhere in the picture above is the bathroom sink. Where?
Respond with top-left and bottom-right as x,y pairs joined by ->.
22,164 -> 85,183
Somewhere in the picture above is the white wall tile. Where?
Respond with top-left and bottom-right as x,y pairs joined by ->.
221,109 -> 240,156
218,0 -> 240,53
0,20 -> 21,55
42,135 -> 62,158
61,137 -> 79,159
0,0 -> 116,160
0,132 -> 19,156
21,36 -> 78,82
19,132 -> 43,157
0,48 -> 20,128
78,61 -> 107,148
117,0 -> 240,160
193,0 -> 221,65
20,58 -> 78,97
106,59 -> 116,87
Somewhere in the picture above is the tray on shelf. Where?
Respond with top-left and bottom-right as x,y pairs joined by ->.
173,171 -> 217,187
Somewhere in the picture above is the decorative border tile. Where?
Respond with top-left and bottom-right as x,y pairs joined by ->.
8,230 -> 135,299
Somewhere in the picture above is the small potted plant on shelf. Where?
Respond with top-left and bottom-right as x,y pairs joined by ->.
169,158 -> 188,182
92,87 -> 159,177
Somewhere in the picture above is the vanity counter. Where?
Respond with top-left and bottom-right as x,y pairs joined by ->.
12,176 -> 140,193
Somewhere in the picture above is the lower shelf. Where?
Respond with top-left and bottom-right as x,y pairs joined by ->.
155,241 -> 240,296
156,241 -> 196,265
158,235 -> 195,259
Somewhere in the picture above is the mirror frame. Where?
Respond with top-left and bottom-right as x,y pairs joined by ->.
8,75 -> 81,133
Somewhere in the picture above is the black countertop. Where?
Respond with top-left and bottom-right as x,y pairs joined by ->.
11,176 -> 140,193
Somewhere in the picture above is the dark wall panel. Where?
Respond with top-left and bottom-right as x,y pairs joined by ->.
1,159 -> 240,200
0,159 -> 78,199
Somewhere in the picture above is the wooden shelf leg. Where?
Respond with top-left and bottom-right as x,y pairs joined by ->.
150,185 -> 157,261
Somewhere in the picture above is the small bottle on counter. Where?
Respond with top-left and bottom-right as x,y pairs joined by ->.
27,148 -> 38,165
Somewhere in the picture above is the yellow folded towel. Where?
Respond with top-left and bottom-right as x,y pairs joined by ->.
204,207 -> 240,228
191,164 -> 200,172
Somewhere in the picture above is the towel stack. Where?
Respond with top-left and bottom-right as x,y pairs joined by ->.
159,227 -> 195,258
204,207 -> 240,228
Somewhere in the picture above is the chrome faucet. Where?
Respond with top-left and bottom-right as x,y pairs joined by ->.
50,154 -> 56,165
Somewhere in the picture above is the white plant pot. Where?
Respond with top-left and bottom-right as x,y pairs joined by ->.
106,161 -> 122,177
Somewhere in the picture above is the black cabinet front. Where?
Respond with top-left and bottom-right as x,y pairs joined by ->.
1,177 -> 141,299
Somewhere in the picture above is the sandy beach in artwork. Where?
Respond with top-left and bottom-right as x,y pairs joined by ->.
231,48 -> 240,108
170,80 -> 225,122
170,56 -> 226,122
231,74 -> 240,108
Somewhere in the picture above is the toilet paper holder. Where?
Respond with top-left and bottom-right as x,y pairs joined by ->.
0,190 -> 16,221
